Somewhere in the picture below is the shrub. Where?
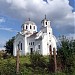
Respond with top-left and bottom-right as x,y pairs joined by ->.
0,59 -> 16,75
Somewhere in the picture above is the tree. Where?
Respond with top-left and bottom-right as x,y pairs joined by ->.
57,36 -> 75,74
4,37 -> 15,55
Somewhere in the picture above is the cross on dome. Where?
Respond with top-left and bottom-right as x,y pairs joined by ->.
45,14 -> 46,19
28,18 -> 30,21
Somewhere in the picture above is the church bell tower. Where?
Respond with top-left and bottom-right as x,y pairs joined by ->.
41,15 -> 51,27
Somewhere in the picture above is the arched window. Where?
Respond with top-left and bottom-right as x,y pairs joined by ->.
38,45 -> 40,49
21,43 -> 22,50
46,22 -> 47,25
23,26 -> 24,30
26,25 -> 27,29
31,42 -> 32,45
33,42 -> 34,45
30,25 -> 32,29
49,32 -> 50,34
34,26 -> 35,29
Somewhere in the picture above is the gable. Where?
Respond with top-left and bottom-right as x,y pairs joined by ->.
15,33 -> 24,42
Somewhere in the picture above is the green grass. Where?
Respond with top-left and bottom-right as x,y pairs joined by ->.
20,56 -> 31,64
0,56 -> 31,65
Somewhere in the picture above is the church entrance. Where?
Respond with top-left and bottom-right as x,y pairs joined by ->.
30,48 -> 33,54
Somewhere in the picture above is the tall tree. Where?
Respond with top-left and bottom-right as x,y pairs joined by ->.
4,37 -> 15,55
57,36 -> 75,74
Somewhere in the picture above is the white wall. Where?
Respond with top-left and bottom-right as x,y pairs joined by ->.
13,34 -> 25,56
42,34 -> 48,55
35,39 -> 42,54
24,37 -> 28,55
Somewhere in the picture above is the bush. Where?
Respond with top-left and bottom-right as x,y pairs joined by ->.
30,52 -> 47,67
0,59 -> 16,75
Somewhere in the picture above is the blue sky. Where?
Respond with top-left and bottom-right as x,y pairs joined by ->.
0,0 -> 75,50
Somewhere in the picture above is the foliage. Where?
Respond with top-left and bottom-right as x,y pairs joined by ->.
30,52 -> 49,74
0,51 -> 4,59
0,59 -> 16,75
30,52 -> 47,67
4,37 -> 15,55
0,55 -> 74,75
0,51 -> 11,59
57,36 -> 75,74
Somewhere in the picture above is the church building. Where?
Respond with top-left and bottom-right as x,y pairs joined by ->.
13,16 -> 57,56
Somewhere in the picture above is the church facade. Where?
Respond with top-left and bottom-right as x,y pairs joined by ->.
13,16 -> 57,56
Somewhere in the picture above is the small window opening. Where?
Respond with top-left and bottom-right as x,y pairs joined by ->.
30,25 -> 32,29
26,25 -> 27,29
21,43 -> 22,50
46,22 -> 47,25
23,26 -> 24,30
38,45 -> 40,49
33,42 -> 34,45
34,26 -> 35,29
31,42 -> 32,45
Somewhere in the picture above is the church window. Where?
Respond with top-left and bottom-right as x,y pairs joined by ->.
31,42 -> 32,45
34,26 -> 35,29
30,25 -> 32,29
46,22 -> 47,25
26,25 -> 27,29
38,45 -> 40,49
21,43 -> 22,50
33,42 -> 34,45
23,26 -> 24,30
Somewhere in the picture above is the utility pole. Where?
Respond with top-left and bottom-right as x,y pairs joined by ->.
49,45 -> 52,58
16,45 -> 20,74
53,48 -> 57,72
49,45 -> 54,72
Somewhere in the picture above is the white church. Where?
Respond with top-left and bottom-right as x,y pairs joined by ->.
13,16 -> 57,56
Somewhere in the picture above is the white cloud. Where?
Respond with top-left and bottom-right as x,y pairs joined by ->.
0,0 -> 74,34
0,17 -> 5,23
66,33 -> 75,40
7,0 -> 27,9
0,42 -> 5,50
